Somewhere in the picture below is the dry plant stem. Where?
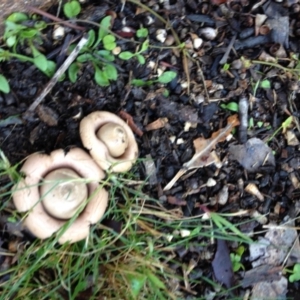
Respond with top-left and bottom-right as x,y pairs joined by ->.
26,5 -> 86,31
196,60 -> 209,103
26,35 -> 88,113
219,34 -> 237,65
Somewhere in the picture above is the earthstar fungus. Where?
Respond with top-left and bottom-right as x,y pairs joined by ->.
12,148 -> 108,244
80,111 -> 139,173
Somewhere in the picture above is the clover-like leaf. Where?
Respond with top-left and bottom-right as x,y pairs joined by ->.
136,28 -> 149,38
63,0 -> 81,18
103,35 -> 116,51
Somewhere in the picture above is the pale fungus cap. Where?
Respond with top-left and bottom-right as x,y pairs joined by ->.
12,148 -> 108,244
79,111 -> 139,173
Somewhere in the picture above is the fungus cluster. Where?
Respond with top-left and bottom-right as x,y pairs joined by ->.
12,111 -> 138,244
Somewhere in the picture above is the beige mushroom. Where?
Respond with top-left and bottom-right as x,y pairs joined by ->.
12,148 -> 108,244
79,111 -> 138,173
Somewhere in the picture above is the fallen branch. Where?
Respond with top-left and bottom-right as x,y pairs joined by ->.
26,35 -> 88,113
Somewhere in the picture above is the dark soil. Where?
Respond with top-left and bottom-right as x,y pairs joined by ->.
2,0 -> 300,298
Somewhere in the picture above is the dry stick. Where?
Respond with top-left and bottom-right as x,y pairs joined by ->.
219,34 -> 236,65
26,35 -> 88,113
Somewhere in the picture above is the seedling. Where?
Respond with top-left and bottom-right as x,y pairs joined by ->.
68,16 -> 149,86
266,116 -> 293,142
131,71 -> 177,87
119,39 -> 149,65
68,16 -> 118,86
230,245 -> 245,272
222,63 -> 230,71
220,102 -> 239,112
1,12 -> 56,78
285,263 -> 300,282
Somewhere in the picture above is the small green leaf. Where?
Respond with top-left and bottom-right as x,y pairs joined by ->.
282,116 -> 293,130
236,245 -> 245,257
119,51 -> 134,60
126,273 -> 146,298
103,64 -> 117,81
136,54 -> 145,64
86,30 -> 96,48
260,79 -> 271,89
257,121 -> 263,128
289,264 -> 300,282
0,75 -> 10,93
6,12 -> 28,23
94,16 -> 111,48
33,54 -> 48,72
94,66 -> 109,86
139,39 -> 149,53
136,28 -> 148,38
20,28 -> 38,38
248,117 -> 254,129
146,271 -> 166,289
220,102 -> 239,112
157,71 -> 177,84
44,61 -> 56,77
7,216 -> 17,223
230,253 -> 243,272
63,1 -> 81,19
68,63 -> 80,83
6,35 -> 16,47
34,21 -> 47,30
222,63 -> 230,71
103,35 -> 116,51
162,89 -> 169,97
131,79 -> 149,87
77,53 -> 94,63
97,50 -> 115,62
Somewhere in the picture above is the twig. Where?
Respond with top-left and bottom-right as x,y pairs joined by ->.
26,5 -> 86,31
26,35 -> 88,113
219,34 -> 236,65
